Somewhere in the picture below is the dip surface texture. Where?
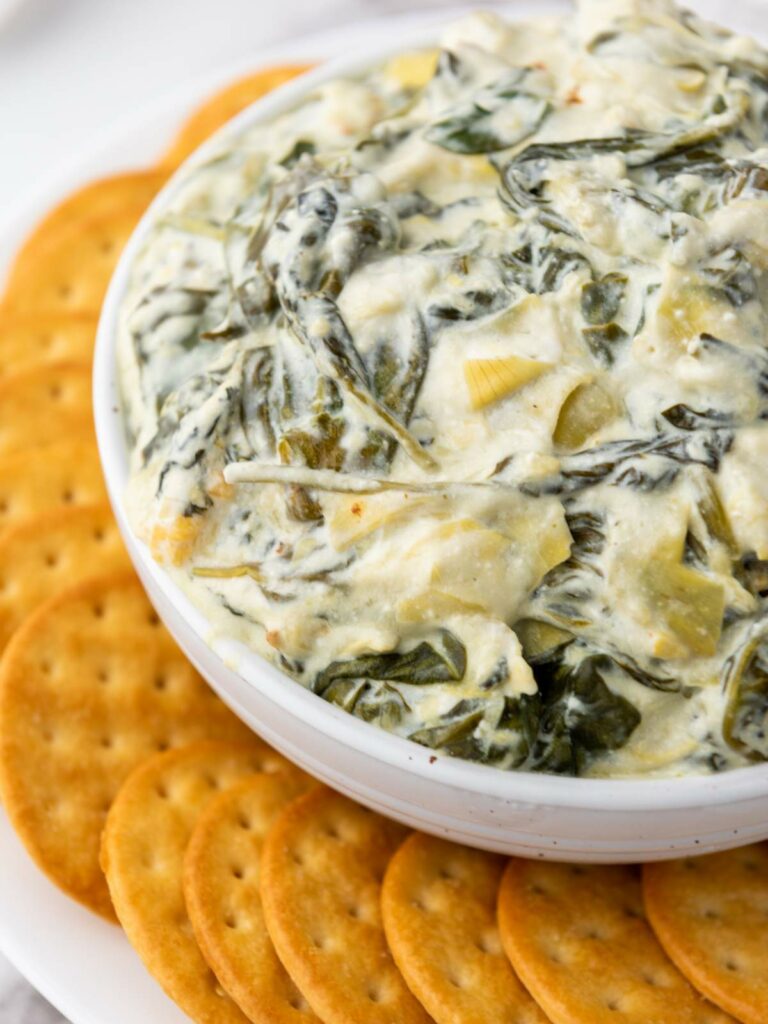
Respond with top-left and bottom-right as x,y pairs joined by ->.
119,0 -> 768,778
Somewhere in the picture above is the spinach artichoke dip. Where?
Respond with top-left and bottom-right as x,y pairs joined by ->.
119,0 -> 768,778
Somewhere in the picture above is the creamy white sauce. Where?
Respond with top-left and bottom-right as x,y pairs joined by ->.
119,0 -> 768,777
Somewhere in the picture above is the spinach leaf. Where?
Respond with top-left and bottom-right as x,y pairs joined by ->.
581,273 -> 627,325
582,323 -> 628,366
525,657 -> 641,775
426,71 -> 550,154
314,630 -> 467,697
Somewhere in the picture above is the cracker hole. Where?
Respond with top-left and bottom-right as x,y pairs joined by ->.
154,676 -> 167,692
531,884 -> 546,896
439,866 -> 456,881
324,824 -> 341,840
606,999 -> 621,1012
703,908 -> 720,920
41,729 -> 55,743
61,489 -> 74,504
147,611 -> 161,627
92,603 -> 105,619
97,667 -> 110,684
584,928 -> 604,941
49,385 -> 62,400
39,660 -> 52,675
58,285 -> 73,300
44,552 -> 59,568
623,905 -> 641,920
155,784 -> 169,800
411,897 -> 427,911
100,240 -> 115,255
0,499 -> 7,514
204,774 -> 220,789
231,866 -> 244,881
100,736 -> 113,749
475,936 -> 494,954
156,739 -> 170,752
224,914 -> 237,930
547,950 -> 563,965
312,935 -> 326,951
449,975 -> 463,989
288,993 -> 308,1011
367,987 -> 382,1003
725,959 -> 740,973
93,528 -> 106,542
347,905 -> 361,919
238,815 -> 253,832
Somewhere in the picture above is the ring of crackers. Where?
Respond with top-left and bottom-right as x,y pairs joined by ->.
644,846 -> 768,1024
0,362 -> 94,456
260,786 -> 430,1024
382,832 -> 548,1024
101,740 -> 290,1022
0,573 -> 254,920
0,312 -> 97,378
497,859 -> 734,1024
183,771 -> 319,1023
0,503 -> 130,651
0,438 -> 108,536
2,205 -> 148,312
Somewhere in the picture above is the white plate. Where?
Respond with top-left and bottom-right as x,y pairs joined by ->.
1,1 -> 767,1021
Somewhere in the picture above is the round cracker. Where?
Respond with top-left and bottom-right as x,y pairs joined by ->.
382,833 -> 547,1024
644,845 -> 768,1024
11,171 -> 167,273
260,786 -> 430,1024
101,740 -> 289,1023
0,362 -> 93,456
2,205 -> 147,313
0,573 -> 254,920
0,312 -> 97,378
163,65 -> 313,166
183,772 -> 320,1024
0,503 -> 131,651
497,860 -> 735,1024
0,438 -> 107,536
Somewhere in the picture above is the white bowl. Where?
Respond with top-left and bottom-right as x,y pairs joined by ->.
94,23 -> 768,863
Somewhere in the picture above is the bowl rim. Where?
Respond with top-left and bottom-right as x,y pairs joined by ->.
94,15 -> 768,814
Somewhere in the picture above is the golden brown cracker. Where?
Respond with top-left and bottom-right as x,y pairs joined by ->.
497,860 -> 735,1024
0,503 -> 131,650
163,65 -> 313,166
0,438 -> 107,535
184,772 -> 320,1024
644,845 -> 768,1024
102,740 -> 289,1022
260,787 -> 430,1024
0,573 -> 254,920
382,833 -> 548,1024
0,362 -> 94,456
12,171 -> 167,270
0,312 -> 97,377
3,206 -> 146,313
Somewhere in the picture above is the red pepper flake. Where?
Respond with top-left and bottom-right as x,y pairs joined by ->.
350,502 -> 363,518
566,86 -> 582,105
429,756 -> 437,764
532,61 -> 547,70
266,630 -> 281,648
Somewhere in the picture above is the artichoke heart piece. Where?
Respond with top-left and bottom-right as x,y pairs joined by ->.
464,355 -> 553,410
384,49 -> 439,90
642,560 -> 725,659
515,618 -> 574,665
553,381 -> 619,450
